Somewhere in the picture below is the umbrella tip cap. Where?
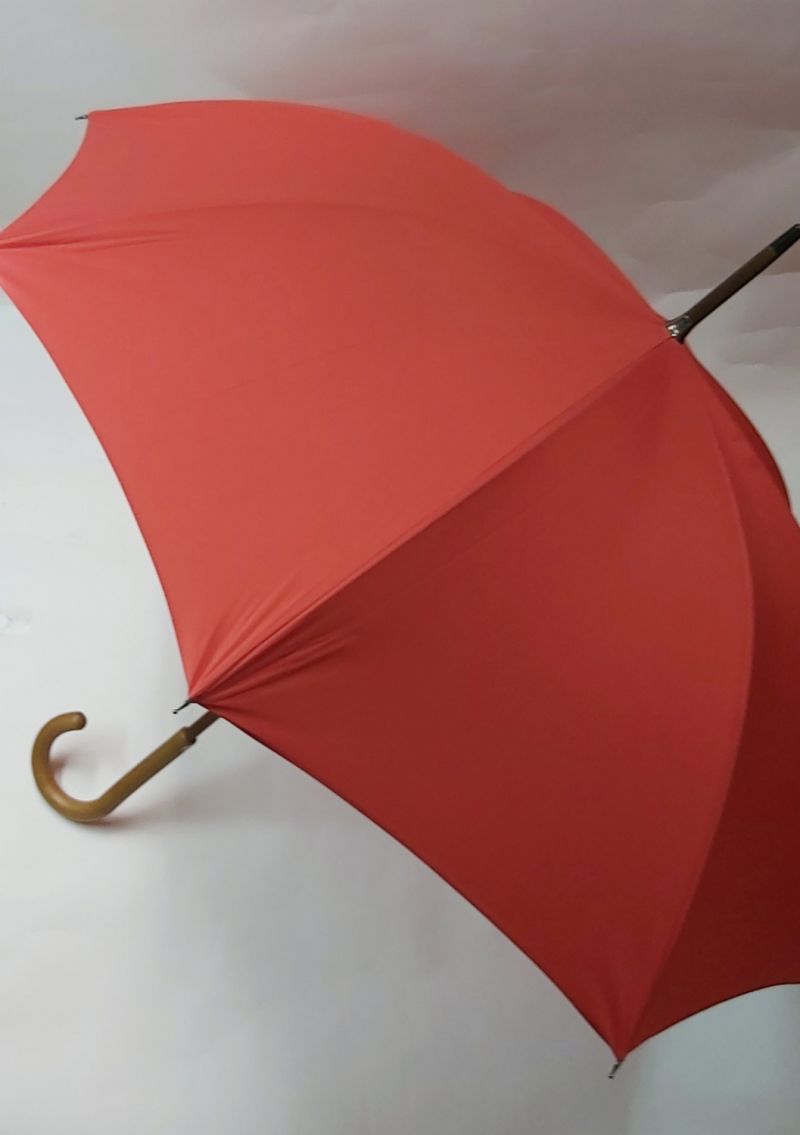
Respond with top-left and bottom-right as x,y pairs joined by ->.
771,224 -> 800,256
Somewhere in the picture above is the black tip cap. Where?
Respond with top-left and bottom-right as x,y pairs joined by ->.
770,224 -> 800,256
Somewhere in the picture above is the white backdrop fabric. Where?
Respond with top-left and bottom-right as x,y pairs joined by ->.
1,3 -> 799,1133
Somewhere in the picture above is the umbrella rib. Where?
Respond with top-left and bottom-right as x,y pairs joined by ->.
621,370 -> 758,1055
189,337 -> 669,705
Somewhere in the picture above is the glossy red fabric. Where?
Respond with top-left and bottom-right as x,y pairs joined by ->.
2,101 -> 798,1059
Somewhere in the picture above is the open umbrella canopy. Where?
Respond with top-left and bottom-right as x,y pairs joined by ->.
1,100 -> 798,1062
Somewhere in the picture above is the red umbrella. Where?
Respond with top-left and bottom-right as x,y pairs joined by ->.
2,101 -> 798,1066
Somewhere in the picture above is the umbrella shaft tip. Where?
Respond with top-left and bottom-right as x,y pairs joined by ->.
770,223 -> 800,256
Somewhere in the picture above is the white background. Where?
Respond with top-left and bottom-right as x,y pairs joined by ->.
1,3 -> 800,1132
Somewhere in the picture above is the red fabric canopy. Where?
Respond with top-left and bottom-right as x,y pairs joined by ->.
2,100 -> 798,1060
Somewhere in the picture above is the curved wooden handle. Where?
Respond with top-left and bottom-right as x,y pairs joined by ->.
32,710 -> 218,823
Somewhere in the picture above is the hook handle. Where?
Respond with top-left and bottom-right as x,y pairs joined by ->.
32,710 -> 218,823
